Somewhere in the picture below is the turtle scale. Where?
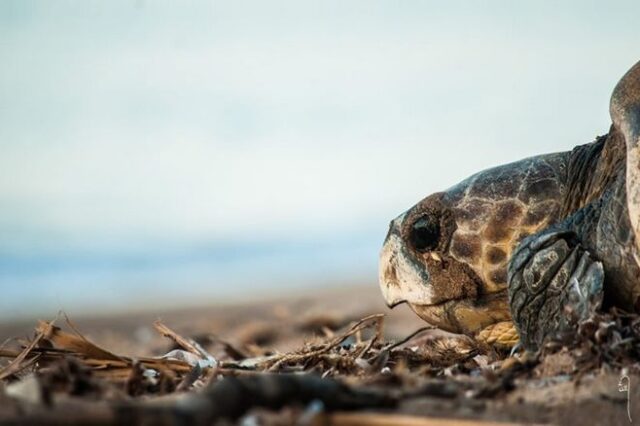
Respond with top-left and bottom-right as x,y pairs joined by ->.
444,154 -> 567,294
379,59 -> 640,350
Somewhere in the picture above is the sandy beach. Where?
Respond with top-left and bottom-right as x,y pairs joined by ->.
1,284 -> 636,425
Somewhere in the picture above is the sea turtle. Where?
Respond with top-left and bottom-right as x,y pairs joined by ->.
379,59 -> 640,351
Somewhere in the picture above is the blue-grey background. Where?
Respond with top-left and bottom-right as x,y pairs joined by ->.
1,1 -> 639,319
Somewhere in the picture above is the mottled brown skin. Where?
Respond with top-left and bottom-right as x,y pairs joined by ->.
380,152 -> 568,343
380,60 -> 640,350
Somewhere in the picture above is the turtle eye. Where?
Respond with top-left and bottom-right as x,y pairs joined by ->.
411,215 -> 440,252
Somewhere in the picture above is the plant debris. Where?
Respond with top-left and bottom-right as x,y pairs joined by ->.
1,306 -> 639,425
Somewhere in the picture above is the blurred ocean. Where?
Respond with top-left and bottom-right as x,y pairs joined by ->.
0,232 -> 380,319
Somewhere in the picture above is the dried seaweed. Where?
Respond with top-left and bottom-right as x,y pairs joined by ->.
0,319 -> 195,390
0,324 -> 47,381
2,307 -> 638,425
536,307 -> 640,377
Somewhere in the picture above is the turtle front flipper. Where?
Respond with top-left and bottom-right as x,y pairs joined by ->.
507,228 -> 604,351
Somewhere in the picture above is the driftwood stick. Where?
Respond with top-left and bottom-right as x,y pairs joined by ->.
327,412 -> 521,426
380,326 -> 437,353
0,324 -> 48,380
153,321 -> 215,364
118,373 -> 396,425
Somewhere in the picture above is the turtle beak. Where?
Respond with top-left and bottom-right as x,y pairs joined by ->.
379,220 -> 410,309
379,237 -> 406,308
379,213 -> 437,309
386,299 -> 407,309
378,215 -> 422,309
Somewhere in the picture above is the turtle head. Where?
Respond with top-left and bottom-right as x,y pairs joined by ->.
379,156 -> 566,336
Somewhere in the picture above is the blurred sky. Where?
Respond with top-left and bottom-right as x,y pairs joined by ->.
1,1 -> 640,319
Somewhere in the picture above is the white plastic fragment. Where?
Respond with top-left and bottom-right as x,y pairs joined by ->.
354,358 -> 370,370
5,374 -> 43,405
162,349 -> 203,366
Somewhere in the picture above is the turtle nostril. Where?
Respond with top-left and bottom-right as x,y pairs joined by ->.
385,260 -> 397,283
